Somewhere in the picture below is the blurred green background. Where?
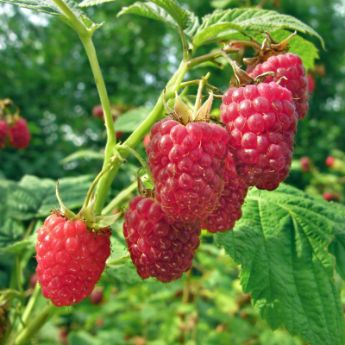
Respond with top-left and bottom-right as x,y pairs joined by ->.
0,0 -> 345,344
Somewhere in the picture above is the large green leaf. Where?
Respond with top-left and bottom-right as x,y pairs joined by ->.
79,0 -> 115,7
216,184 -> 345,345
193,8 -> 324,49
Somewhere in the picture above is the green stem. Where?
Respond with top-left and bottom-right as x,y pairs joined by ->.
93,60 -> 189,214
12,305 -> 55,345
102,180 -> 138,215
18,285 -> 41,333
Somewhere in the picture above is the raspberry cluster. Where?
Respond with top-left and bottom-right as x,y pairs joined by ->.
36,213 -> 111,306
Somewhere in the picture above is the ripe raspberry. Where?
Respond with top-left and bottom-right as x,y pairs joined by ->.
201,153 -> 248,232
92,105 -> 103,119
307,74 -> 315,94
300,156 -> 311,173
123,196 -> 200,282
9,117 -> 31,149
146,119 -> 228,223
221,82 -> 298,190
326,156 -> 335,167
35,213 -> 111,307
323,192 -> 339,202
0,119 -> 9,148
249,53 -> 309,119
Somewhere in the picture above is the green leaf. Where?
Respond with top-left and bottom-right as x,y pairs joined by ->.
0,236 -> 35,255
193,8 -> 324,49
61,150 -> 104,164
328,202 -> 345,280
79,0 -> 115,8
216,184 -> 345,345
115,106 -> 150,132
150,0 -> 191,30
118,2 -> 179,29
0,0 -> 59,15
118,1 -> 196,32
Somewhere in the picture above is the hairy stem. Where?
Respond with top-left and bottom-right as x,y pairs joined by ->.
12,305 -> 55,345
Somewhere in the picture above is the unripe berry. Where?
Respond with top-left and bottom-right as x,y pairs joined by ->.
92,105 -> 104,119
325,156 -> 335,168
300,156 -> 311,173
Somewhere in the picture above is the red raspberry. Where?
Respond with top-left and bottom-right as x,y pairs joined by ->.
0,119 -> 9,148
123,196 -> 200,282
249,53 -> 309,119
146,119 -> 228,222
35,213 -> 111,307
201,153 -> 248,232
300,156 -> 311,173
325,156 -> 335,167
92,105 -> 104,119
221,82 -> 298,190
307,74 -> 315,94
323,192 -> 339,202
9,117 -> 31,149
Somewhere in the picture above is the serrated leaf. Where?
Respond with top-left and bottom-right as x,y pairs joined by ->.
194,8 -> 324,49
79,0 -> 115,8
150,0 -> 191,29
118,2 -> 178,29
0,0 -> 59,15
115,106 -> 150,132
216,184 -> 345,345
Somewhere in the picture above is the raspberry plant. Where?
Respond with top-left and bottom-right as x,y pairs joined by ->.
0,1 -> 344,345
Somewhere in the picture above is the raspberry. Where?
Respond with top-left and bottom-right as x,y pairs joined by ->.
201,153 -> 248,232
325,156 -> 335,167
9,117 -> 31,149
35,213 -> 111,306
307,74 -> 315,94
323,192 -> 339,202
249,53 -> 309,119
0,119 -> 9,148
300,156 -> 311,173
90,288 -> 104,305
123,196 -> 200,282
146,119 -> 228,222
92,105 -> 104,119
221,82 -> 298,190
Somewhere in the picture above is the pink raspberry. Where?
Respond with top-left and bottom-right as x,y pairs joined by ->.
307,74 -> 315,94
92,105 -> 104,119
325,156 -> 335,167
249,53 -> 309,119
300,156 -> 311,173
201,153 -> 248,232
0,119 -> 8,148
35,213 -> 111,307
221,82 -> 298,190
123,196 -> 200,282
146,119 -> 228,223
9,117 -> 31,149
